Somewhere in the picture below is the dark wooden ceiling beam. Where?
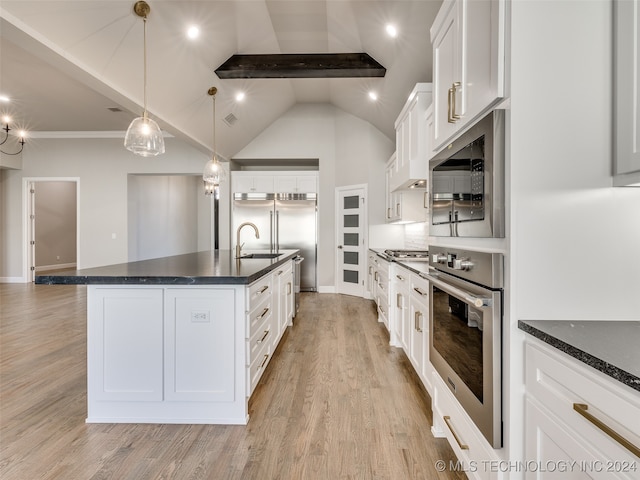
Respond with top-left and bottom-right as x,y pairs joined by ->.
214,53 -> 386,79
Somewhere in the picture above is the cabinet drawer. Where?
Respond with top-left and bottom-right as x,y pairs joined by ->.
433,373 -> 499,480
410,273 -> 430,304
248,275 -> 272,309
526,340 -> 640,464
247,293 -> 272,339
247,341 -> 271,395
247,307 -> 273,365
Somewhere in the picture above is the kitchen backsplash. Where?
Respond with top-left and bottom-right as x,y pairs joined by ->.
404,222 -> 428,250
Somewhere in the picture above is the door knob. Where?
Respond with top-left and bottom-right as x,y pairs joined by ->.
337,245 -> 343,249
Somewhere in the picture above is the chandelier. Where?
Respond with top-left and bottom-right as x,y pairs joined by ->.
0,117 -> 26,156
203,86 -> 226,195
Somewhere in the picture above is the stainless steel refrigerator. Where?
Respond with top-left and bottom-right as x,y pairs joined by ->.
232,192 -> 317,291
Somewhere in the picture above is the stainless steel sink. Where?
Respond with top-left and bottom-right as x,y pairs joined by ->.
239,253 -> 282,259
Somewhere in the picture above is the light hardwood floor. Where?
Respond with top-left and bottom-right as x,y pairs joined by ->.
0,284 -> 465,480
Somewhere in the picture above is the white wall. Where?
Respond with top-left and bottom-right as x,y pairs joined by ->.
505,0 -> 640,467
0,136 -> 211,280
511,0 -> 640,322
128,175 -> 205,262
233,103 -> 394,289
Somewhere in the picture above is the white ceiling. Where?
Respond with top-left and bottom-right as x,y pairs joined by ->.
0,0 -> 442,159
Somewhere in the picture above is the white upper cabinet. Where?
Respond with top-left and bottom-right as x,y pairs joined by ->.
392,83 -> 433,191
274,174 -> 318,193
232,173 -> 275,193
232,171 -> 318,194
613,0 -> 640,186
431,0 -> 506,152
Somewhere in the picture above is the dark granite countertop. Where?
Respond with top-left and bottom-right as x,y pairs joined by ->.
519,320 -> 640,393
35,249 -> 299,286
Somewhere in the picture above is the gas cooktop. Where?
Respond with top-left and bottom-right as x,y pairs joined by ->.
383,249 -> 429,260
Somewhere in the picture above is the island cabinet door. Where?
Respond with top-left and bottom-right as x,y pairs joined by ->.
164,288 -> 236,402
88,287 -> 164,402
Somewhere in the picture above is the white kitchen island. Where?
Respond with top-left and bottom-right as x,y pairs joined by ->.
36,249 -> 298,424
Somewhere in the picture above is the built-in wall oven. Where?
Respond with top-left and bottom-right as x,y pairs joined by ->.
429,109 -> 505,238
426,246 -> 503,448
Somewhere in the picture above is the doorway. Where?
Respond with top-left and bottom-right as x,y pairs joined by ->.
24,178 -> 79,282
335,185 -> 368,297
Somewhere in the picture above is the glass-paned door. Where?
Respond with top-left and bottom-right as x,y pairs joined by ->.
336,186 -> 367,297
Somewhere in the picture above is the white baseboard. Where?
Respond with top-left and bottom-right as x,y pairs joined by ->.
0,276 -> 28,283
317,286 -> 336,294
36,262 -> 77,272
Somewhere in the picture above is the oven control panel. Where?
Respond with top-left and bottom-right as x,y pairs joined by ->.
429,247 -> 504,289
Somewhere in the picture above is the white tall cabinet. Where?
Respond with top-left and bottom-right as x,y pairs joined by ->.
431,0 -> 506,152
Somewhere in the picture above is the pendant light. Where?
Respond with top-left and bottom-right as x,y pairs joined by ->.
203,86 -> 226,195
124,1 -> 165,157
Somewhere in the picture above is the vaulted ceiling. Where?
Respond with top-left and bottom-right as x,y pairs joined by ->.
0,1 -> 442,160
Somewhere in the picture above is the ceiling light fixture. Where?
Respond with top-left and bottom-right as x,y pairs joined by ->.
368,91 -> 378,101
0,116 -> 26,156
124,1 -> 165,157
187,25 -> 200,39
235,92 -> 245,102
203,86 -> 226,195
386,24 -> 398,38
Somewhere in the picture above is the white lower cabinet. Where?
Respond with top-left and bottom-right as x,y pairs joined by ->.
391,264 -> 410,349
86,264 -> 295,424
432,373 -> 502,480
409,272 -> 434,394
525,339 -> 640,480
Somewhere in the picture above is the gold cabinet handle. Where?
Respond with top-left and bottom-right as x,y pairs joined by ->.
451,82 -> 461,120
573,403 -> 640,457
287,282 -> 292,295
397,293 -> 403,309
396,274 -> 405,281
443,416 -> 469,450
396,202 -> 401,216
374,271 -> 379,282
258,329 -> 270,344
413,287 -> 428,296
259,285 -> 269,294
259,354 -> 269,369
414,311 -> 423,333
258,307 -> 269,319
369,266 -> 373,274
387,207 -> 391,219
447,86 -> 455,123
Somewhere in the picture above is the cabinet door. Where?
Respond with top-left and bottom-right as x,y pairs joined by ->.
274,176 -> 298,193
614,0 -> 640,185
164,288 -> 236,402
252,175 -> 274,193
295,176 -> 317,193
88,287 -> 164,402
409,298 -> 426,374
232,175 -> 256,193
432,0 -> 460,149
464,0 -> 504,125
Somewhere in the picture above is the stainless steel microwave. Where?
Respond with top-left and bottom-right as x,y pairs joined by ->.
429,110 -> 505,238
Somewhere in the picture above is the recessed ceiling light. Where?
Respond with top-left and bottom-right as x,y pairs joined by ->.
235,92 -> 245,102
386,24 -> 398,38
2,115 -> 11,123
0,95 -> 10,103
187,25 -> 200,39
368,91 -> 378,101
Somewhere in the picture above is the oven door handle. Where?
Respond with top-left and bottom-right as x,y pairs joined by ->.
424,274 -> 492,308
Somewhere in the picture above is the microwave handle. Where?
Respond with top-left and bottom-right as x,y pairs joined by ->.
424,274 -> 492,308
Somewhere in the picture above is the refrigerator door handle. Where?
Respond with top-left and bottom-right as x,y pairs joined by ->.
275,210 -> 280,251
270,211 -> 274,252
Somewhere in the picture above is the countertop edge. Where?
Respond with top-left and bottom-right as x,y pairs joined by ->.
35,250 -> 299,286
518,320 -> 640,393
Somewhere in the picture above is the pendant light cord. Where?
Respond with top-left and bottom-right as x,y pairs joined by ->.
212,93 -> 216,157
143,16 -> 148,120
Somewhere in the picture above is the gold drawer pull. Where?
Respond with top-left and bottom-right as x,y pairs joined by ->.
396,274 -> 405,281
258,307 -> 269,319
397,293 -> 403,309
573,403 -> 640,457
258,330 -> 269,344
259,354 -> 269,368
258,285 -> 269,294
413,287 -> 428,296
287,282 -> 292,295
414,311 -> 423,333
443,416 -> 469,450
